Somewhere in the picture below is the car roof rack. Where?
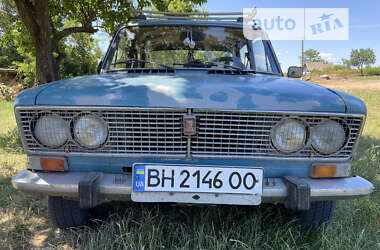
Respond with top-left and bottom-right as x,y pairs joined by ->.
132,9 -> 244,22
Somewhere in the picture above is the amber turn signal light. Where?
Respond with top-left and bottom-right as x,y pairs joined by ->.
312,165 -> 337,178
40,158 -> 65,172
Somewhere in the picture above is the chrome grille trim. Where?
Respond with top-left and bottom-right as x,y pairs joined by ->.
15,106 -> 365,160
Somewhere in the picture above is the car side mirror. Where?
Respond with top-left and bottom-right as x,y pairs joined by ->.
287,66 -> 303,78
97,60 -> 103,74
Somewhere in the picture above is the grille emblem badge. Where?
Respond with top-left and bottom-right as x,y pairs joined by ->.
183,115 -> 196,136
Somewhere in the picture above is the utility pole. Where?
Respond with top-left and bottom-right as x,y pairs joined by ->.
301,40 -> 305,70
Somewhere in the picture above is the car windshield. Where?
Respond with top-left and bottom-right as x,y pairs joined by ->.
104,25 -> 278,73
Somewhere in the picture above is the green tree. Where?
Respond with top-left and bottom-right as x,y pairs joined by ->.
0,0 -> 25,68
303,49 -> 323,63
12,0 -> 206,85
350,48 -> 376,76
0,2 -> 104,87
342,58 -> 352,70
61,32 -> 103,78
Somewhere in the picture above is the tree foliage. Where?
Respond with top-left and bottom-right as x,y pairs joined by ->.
61,32 -> 103,78
341,58 -> 352,70
9,0 -> 206,85
0,0 -> 25,68
350,48 -> 376,76
303,49 -> 323,63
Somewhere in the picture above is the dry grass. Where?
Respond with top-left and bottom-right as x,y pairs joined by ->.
315,78 -> 380,91
317,80 -> 380,139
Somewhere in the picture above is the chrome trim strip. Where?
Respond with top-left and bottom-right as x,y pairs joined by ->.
15,108 -> 30,152
12,170 -> 374,202
352,115 -> 367,156
15,106 -> 188,112
25,151 -> 351,162
190,154 -> 352,162
186,109 -> 192,159
27,151 -> 188,159
16,106 -> 366,117
193,108 -> 366,118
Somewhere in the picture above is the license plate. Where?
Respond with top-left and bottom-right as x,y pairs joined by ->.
132,164 -> 263,196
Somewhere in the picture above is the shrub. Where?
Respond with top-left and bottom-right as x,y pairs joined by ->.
13,53 -> 36,89
332,65 -> 347,71
0,83 -> 16,101
364,66 -> 380,76
321,67 -> 335,74
310,69 -> 322,75
319,65 -> 351,74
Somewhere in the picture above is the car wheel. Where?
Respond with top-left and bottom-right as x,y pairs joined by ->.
48,196 -> 90,229
298,201 -> 336,231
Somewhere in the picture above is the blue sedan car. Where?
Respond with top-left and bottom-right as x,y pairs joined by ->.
12,12 -> 374,231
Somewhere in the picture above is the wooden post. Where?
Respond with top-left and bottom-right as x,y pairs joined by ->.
0,68 -> 17,73
301,40 -> 304,70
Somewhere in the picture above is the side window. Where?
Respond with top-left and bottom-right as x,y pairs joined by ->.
252,39 -> 273,72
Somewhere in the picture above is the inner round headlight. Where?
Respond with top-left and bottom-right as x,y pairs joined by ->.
34,114 -> 69,148
271,118 -> 307,153
74,115 -> 108,149
311,120 -> 346,155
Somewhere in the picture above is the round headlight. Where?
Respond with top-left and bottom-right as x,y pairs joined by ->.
271,118 -> 307,153
34,114 -> 69,148
74,115 -> 108,149
311,120 -> 346,155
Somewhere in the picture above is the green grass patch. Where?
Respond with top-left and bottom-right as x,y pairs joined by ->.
342,90 -> 380,139
0,91 -> 379,249
352,75 -> 380,80
364,66 -> 380,76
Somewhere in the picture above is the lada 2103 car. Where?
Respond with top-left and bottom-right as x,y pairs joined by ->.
12,11 -> 374,230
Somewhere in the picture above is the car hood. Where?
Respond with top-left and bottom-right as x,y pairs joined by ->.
35,71 -> 346,112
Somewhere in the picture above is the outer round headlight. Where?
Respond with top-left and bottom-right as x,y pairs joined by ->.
34,114 -> 69,148
271,118 -> 307,153
311,120 -> 346,155
74,115 -> 108,149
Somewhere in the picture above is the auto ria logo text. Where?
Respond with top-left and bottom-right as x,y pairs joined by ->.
243,8 -> 349,41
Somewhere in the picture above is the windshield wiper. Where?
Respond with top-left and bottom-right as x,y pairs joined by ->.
206,62 -> 244,71
254,70 -> 281,76
110,59 -> 174,70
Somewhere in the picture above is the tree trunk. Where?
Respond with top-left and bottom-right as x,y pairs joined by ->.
14,0 -> 97,85
34,34 -> 59,84
14,0 -> 60,85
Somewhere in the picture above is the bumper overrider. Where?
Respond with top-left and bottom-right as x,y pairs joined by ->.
12,170 -> 374,210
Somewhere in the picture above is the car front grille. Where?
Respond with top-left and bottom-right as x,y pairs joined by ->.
191,111 -> 362,158
16,107 -> 364,159
17,108 -> 188,157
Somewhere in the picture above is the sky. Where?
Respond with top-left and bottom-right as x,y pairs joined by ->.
203,0 -> 380,71
96,0 -> 380,72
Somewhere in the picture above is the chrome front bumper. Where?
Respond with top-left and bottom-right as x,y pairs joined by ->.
12,170 -> 374,204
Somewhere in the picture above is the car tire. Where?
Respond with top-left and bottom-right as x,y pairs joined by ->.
48,196 -> 90,229
298,201 -> 336,231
